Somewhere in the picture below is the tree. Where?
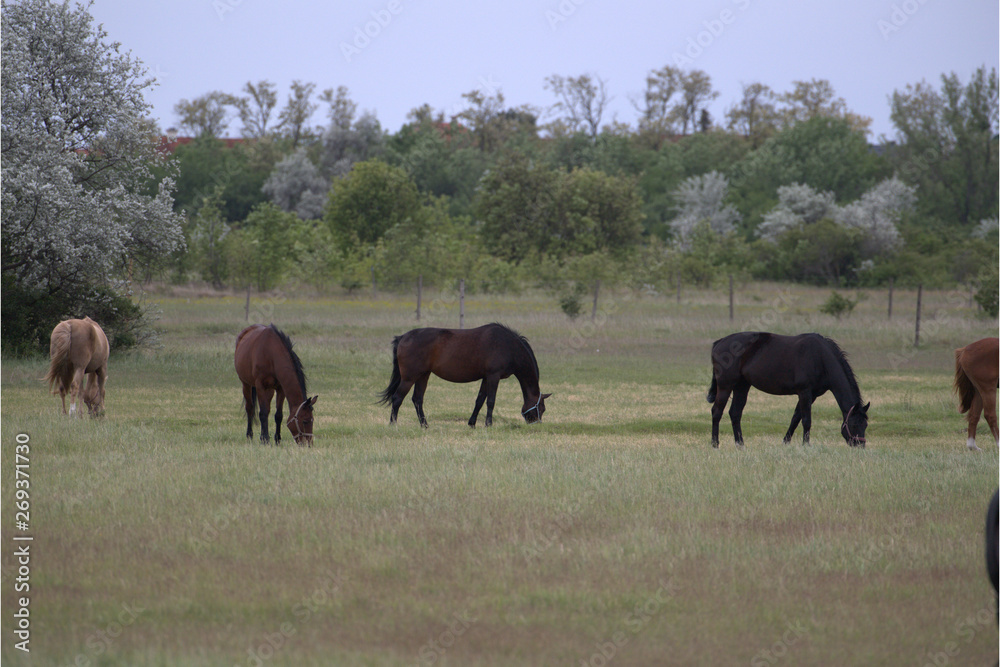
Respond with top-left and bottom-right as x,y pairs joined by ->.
779,79 -> 871,134
635,65 -> 681,146
238,202 -> 301,291
188,187 -> 230,288
174,91 -> 231,137
544,73 -> 610,139
1,0 -> 183,349
320,85 -> 357,132
320,110 -> 384,178
230,80 -> 280,138
758,183 -> 837,242
672,70 -> 718,135
278,80 -> 319,149
889,67 -> 998,228
324,160 -> 422,251
262,148 -> 329,220
669,172 -> 741,246
726,82 -> 780,147
835,177 -> 915,256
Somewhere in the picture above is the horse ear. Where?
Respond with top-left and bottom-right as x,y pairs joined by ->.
541,393 -> 552,400
861,401 -> 870,414
309,395 -> 318,406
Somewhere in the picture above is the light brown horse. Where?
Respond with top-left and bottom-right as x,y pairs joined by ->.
954,336 -> 999,451
235,324 -> 317,446
43,317 -> 109,417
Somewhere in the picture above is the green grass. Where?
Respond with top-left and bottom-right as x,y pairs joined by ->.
1,283 -> 997,666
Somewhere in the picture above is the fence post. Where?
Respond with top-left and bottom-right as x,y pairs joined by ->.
728,274 -> 734,321
416,275 -> 422,321
887,278 -> 893,320
459,278 -> 465,329
591,280 -> 600,322
914,283 -> 923,347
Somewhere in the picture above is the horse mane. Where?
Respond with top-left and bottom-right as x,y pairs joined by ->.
823,336 -> 861,401
490,322 -> 539,379
269,324 -> 308,395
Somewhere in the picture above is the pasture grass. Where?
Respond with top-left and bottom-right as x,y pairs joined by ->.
1,282 -> 997,666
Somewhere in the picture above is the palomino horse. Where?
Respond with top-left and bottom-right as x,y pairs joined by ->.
235,324 -> 318,445
44,317 -> 109,417
379,323 -> 551,427
707,332 -> 869,448
954,336 -> 998,451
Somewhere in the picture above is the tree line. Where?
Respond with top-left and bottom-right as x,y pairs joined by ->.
2,0 -> 996,354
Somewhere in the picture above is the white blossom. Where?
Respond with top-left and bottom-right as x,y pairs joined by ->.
669,171 -> 741,247
758,183 -> 836,242
835,177 -> 915,254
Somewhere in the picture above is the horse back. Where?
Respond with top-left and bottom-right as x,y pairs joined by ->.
713,332 -> 830,395
76,317 -> 109,372
396,325 -> 509,383
234,325 -> 272,383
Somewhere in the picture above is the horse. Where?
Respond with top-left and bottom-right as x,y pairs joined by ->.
986,489 -> 998,619
234,324 -> 318,446
43,317 -> 109,417
706,332 -> 869,448
379,322 -> 551,427
953,337 -> 998,451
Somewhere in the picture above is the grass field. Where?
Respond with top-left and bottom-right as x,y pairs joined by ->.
2,282 -> 997,666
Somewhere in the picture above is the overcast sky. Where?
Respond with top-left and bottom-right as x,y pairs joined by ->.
87,0 -> 998,141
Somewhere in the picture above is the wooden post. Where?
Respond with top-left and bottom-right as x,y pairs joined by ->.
591,280 -> 600,322
245,285 -> 251,321
459,278 -> 465,329
887,278 -> 893,320
728,274 -> 734,321
676,271 -> 681,304
914,284 -> 923,347
416,275 -> 422,321
371,265 -> 376,299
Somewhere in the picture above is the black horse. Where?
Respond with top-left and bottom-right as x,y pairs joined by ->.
707,332 -> 869,448
379,323 -> 551,427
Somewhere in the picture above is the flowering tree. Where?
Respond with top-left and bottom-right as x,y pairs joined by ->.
835,177 -> 915,255
758,183 -> 837,242
669,171 -> 740,247
2,0 -> 183,348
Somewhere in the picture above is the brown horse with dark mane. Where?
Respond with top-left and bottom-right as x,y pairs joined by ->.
235,324 -> 317,445
954,336 -> 998,451
43,317 -> 109,417
707,332 -> 869,448
379,323 -> 551,427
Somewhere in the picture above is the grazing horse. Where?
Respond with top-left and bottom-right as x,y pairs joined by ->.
43,317 -> 109,417
379,323 -> 551,427
234,324 -> 318,445
953,337 -> 999,451
986,489 -> 998,619
707,332 -> 869,448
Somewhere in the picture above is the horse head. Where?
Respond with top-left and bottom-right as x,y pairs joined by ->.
842,401 -> 870,447
522,393 -> 552,424
288,395 -> 318,446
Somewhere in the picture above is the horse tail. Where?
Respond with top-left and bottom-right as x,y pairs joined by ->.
245,386 -> 260,425
43,320 -> 73,393
378,336 -> 402,405
955,348 -> 976,414
706,375 -> 717,403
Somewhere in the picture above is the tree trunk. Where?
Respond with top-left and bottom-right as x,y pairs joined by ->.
244,285 -> 251,322
887,278 -> 893,320
914,284 -> 923,347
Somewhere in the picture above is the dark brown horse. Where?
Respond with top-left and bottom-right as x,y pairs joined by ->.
235,324 -> 317,445
954,336 -> 998,451
707,332 -> 869,448
379,323 -> 551,427
43,317 -> 109,417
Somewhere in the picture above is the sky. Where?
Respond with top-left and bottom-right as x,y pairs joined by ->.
87,0 -> 999,141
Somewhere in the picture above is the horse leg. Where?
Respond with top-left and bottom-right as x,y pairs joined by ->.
242,384 -> 255,440
783,407 -> 803,444
711,385 -> 733,448
68,366 -> 86,417
257,385 -> 274,444
728,382 -> 750,447
274,388 -> 285,446
798,393 -> 814,445
94,367 -> 107,415
468,379 -> 488,428
483,375 -> 501,427
411,374 -> 431,428
980,386 -> 999,446
389,377 -> 414,424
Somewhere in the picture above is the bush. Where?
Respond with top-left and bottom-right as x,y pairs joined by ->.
974,264 -> 999,317
1,276 -> 150,356
819,291 -> 857,319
